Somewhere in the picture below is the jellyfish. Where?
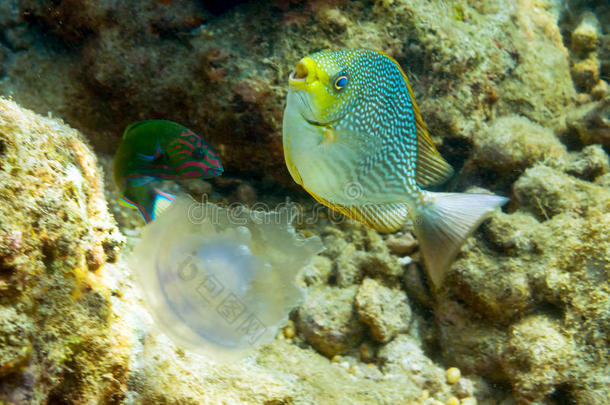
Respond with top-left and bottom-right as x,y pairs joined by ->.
129,195 -> 323,361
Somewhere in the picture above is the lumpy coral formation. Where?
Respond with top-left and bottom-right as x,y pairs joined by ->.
437,164 -> 610,403
0,97 -> 126,403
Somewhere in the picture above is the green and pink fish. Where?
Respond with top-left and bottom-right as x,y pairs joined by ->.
113,120 -> 223,223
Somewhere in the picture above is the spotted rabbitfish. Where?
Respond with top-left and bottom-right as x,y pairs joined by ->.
113,120 -> 223,223
282,49 -> 508,287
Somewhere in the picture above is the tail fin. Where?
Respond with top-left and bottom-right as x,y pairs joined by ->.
151,188 -> 176,220
121,186 -> 176,223
413,192 -> 508,288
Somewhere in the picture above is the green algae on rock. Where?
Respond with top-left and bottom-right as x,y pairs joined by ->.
0,306 -> 33,378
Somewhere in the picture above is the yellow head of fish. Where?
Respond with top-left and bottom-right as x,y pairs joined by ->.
287,52 -> 358,126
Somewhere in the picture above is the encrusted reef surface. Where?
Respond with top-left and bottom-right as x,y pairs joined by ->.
0,0 -> 609,404
0,97 -> 126,403
0,97 -> 477,405
0,0 -> 580,184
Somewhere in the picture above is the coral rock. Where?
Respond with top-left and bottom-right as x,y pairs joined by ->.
591,80 -> 609,100
500,316 -> 575,403
377,334 -> 469,401
565,98 -> 610,148
300,255 -> 333,287
513,164 -> 609,220
452,254 -> 534,322
297,285 -> 363,357
566,144 -> 610,180
437,157 -> 610,402
355,278 -> 411,343
322,221 -> 403,286
385,232 -> 418,256
0,306 -> 32,377
571,56 -> 601,92
403,262 -> 432,307
470,115 -> 567,182
570,12 -> 601,55
0,97 -> 126,403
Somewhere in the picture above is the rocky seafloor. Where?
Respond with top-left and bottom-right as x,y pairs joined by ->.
0,0 -> 609,404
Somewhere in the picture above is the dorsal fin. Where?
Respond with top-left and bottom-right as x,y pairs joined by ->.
403,74 -> 454,187
122,120 -> 153,139
376,51 -> 454,188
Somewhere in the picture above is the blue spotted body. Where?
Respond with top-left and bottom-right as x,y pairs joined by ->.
313,50 -> 421,198
283,49 -> 508,287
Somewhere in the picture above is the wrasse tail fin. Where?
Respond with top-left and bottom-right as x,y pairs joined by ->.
120,195 -> 152,223
413,192 -> 508,288
151,188 -> 176,220
120,186 -> 176,223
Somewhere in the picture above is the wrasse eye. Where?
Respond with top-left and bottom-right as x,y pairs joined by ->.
334,75 -> 348,91
193,147 -> 206,159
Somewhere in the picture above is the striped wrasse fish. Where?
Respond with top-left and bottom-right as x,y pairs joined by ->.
282,49 -> 508,288
113,120 -> 223,223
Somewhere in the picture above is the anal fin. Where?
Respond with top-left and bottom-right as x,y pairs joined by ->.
304,186 -> 410,233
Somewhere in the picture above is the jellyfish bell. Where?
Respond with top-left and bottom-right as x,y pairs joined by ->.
129,195 -> 323,361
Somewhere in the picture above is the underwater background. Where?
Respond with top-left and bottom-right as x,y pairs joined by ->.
0,0 -> 608,404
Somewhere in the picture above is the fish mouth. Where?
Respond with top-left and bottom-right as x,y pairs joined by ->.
303,114 -> 342,127
289,70 -> 307,84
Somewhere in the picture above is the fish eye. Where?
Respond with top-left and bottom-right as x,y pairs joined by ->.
193,147 -> 206,159
334,75 -> 348,91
